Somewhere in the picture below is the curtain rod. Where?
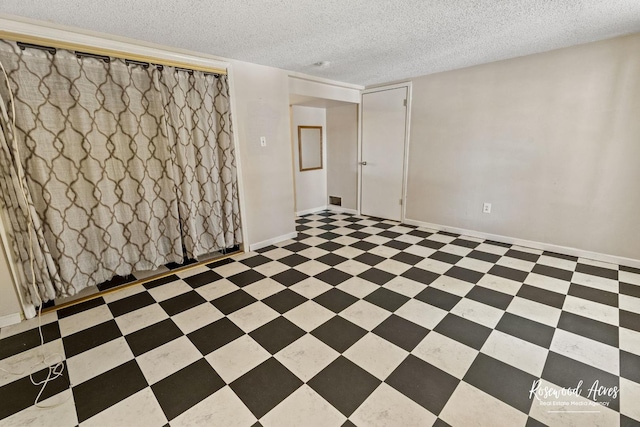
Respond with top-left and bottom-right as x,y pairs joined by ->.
1,32 -> 227,76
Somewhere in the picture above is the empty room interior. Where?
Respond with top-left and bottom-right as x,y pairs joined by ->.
0,1 -> 639,426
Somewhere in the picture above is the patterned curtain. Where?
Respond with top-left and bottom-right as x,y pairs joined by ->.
0,40 -> 242,304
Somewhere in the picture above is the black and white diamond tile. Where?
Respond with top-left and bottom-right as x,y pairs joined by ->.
1,210 -> 638,426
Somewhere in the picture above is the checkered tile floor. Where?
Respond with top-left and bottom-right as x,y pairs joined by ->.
1,211 -> 639,426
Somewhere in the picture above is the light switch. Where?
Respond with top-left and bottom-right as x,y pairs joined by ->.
260,136 -> 267,147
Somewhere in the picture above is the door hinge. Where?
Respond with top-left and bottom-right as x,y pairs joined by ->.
399,198 -> 403,205
403,99 -> 407,107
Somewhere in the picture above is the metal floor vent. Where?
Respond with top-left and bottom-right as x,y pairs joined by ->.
329,196 -> 341,206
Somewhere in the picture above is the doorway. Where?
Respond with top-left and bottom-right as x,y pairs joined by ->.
360,84 -> 411,221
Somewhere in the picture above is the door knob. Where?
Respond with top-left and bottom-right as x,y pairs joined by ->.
359,161 -> 367,165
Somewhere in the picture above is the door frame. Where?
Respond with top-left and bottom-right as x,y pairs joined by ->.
357,81 -> 413,223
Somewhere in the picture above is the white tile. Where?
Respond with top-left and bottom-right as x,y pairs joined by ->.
206,335 -> 270,383
253,260 -> 290,277
382,276 -> 427,298
171,303 -> 224,334
213,261 -> 250,277
343,333 -> 408,380
332,246 -> 364,259
475,243 -> 510,256
455,256 -> 493,273
440,244 -> 472,257
227,302 -> 279,333
395,299 -> 448,330
432,258 -> 469,279
243,278 -> 287,300
334,259 -> 372,276
620,377 -> 640,423
395,234 -> 422,244
339,300 -> 391,331
571,272 -> 618,293
510,245 -> 543,255
620,270 -> 640,286
0,311 -> 58,340
481,330 -> 548,377
528,378 -> 619,427
412,332 -> 478,379
0,339 -> 65,387
620,294 -> 640,314
289,277 -> 332,299
620,327 -> 640,356
429,275 -> 474,297
176,265 -> 210,279
475,274 -> 522,296
102,284 -> 146,303
440,382 -> 528,427
298,247 -> 329,260
261,247 -> 293,260
283,301 -> 334,332
336,277 -> 379,299
562,295 -> 618,326
507,296 -> 561,327
427,234 -> 456,244
3,389 -> 77,427
294,260 -> 331,276
67,337 -> 134,385
136,336 -> 201,384
261,385 -> 345,427
147,280 -> 192,302
496,256 -> 535,272
58,305 -> 113,337
403,244 -> 436,258
275,334 -> 339,382
332,235 -> 359,246
171,386 -> 256,427
232,251 -> 260,262
367,244 -> 400,258
115,303 -> 169,335
451,298 -> 505,328
350,382 -> 437,427
550,329 -> 619,375
524,272 -> 571,294
195,278 -> 238,301
375,259 -> 412,275
304,236 -> 331,246
537,255 -> 577,271
578,257 -> 618,270
81,387 -> 166,427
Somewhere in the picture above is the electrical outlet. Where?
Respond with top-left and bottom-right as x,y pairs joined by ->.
260,136 -> 267,147
483,202 -> 492,214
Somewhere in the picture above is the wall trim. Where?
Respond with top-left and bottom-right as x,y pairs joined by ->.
0,312 -> 22,328
249,232 -> 298,252
327,205 -> 358,215
295,206 -> 328,217
403,218 -> 640,270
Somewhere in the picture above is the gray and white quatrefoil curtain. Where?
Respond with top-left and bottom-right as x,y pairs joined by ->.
0,40 -> 242,304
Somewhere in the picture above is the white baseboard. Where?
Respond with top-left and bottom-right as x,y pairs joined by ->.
403,218 -> 640,270
327,205 -> 358,215
249,232 -> 298,252
0,312 -> 22,328
295,206 -> 327,217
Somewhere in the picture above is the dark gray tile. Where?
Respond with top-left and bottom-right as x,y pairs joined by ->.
271,269 -> 310,287
505,249 -> 539,263
568,283 -> 618,307
57,297 -> 105,319
239,255 -> 271,268
211,290 -> 257,315
464,353 -> 536,413
620,282 -> 640,299
391,252 -> 424,265
466,286 -> 513,310
575,263 -> 618,280
183,270 -> 223,288
408,230 -> 432,238
444,266 -> 484,284
620,310 -> 640,333
384,240 -> 411,250
438,231 -> 459,237
263,289 -> 307,314
372,315 -> 429,351
317,242 -> 343,252
358,268 -> 397,286
318,232 -> 341,240
313,289 -> 358,313
153,358 -> 225,420
125,319 -> 182,357
415,287 -> 461,311
621,350 -> 640,383
364,288 -> 410,312
348,231 -> 370,240
314,268 -> 352,286
434,314 -> 491,350
386,354 -> 458,415
531,264 -> 573,282
496,313 -> 555,349
308,356 -> 380,417
485,240 -> 511,248
282,242 -> 311,252
557,311 -> 618,347
250,317 -> 306,354
467,250 -> 500,263
143,274 -> 180,289
64,319 -> 123,358
401,267 -> 439,286
620,414 -> 640,427
278,254 -> 311,267
417,239 -> 446,250
187,317 -> 244,355
542,352 -> 619,411
159,291 -> 207,316
451,238 -> 480,249
488,265 -> 529,283
354,253 -> 385,266
108,291 -> 156,317
379,230 -> 401,239
231,358 -> 303,418
75,360 -> 147,422
517,284 -> 565,309
206,257 -> 235,269
350,241 -> 377,251
620,265 -> 640,274
0,322 -> 61,360
312,316 -> 367,353
429,251 -> 462,265
542,251 -> 578,262
227,270 -> 266,287
316,253 -> 349,267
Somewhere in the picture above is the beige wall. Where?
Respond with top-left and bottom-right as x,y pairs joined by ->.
229,60 -> 297,246
406,33 -> 640,260
291,106 -> 327,213
326,104 -> 358,211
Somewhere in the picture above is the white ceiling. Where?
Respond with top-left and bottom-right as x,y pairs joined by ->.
3,1 -> 640,86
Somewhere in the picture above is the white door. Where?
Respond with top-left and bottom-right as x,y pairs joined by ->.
360,87 -> 408,221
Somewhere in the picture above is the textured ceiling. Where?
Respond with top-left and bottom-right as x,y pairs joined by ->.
2,1 -> 640,86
